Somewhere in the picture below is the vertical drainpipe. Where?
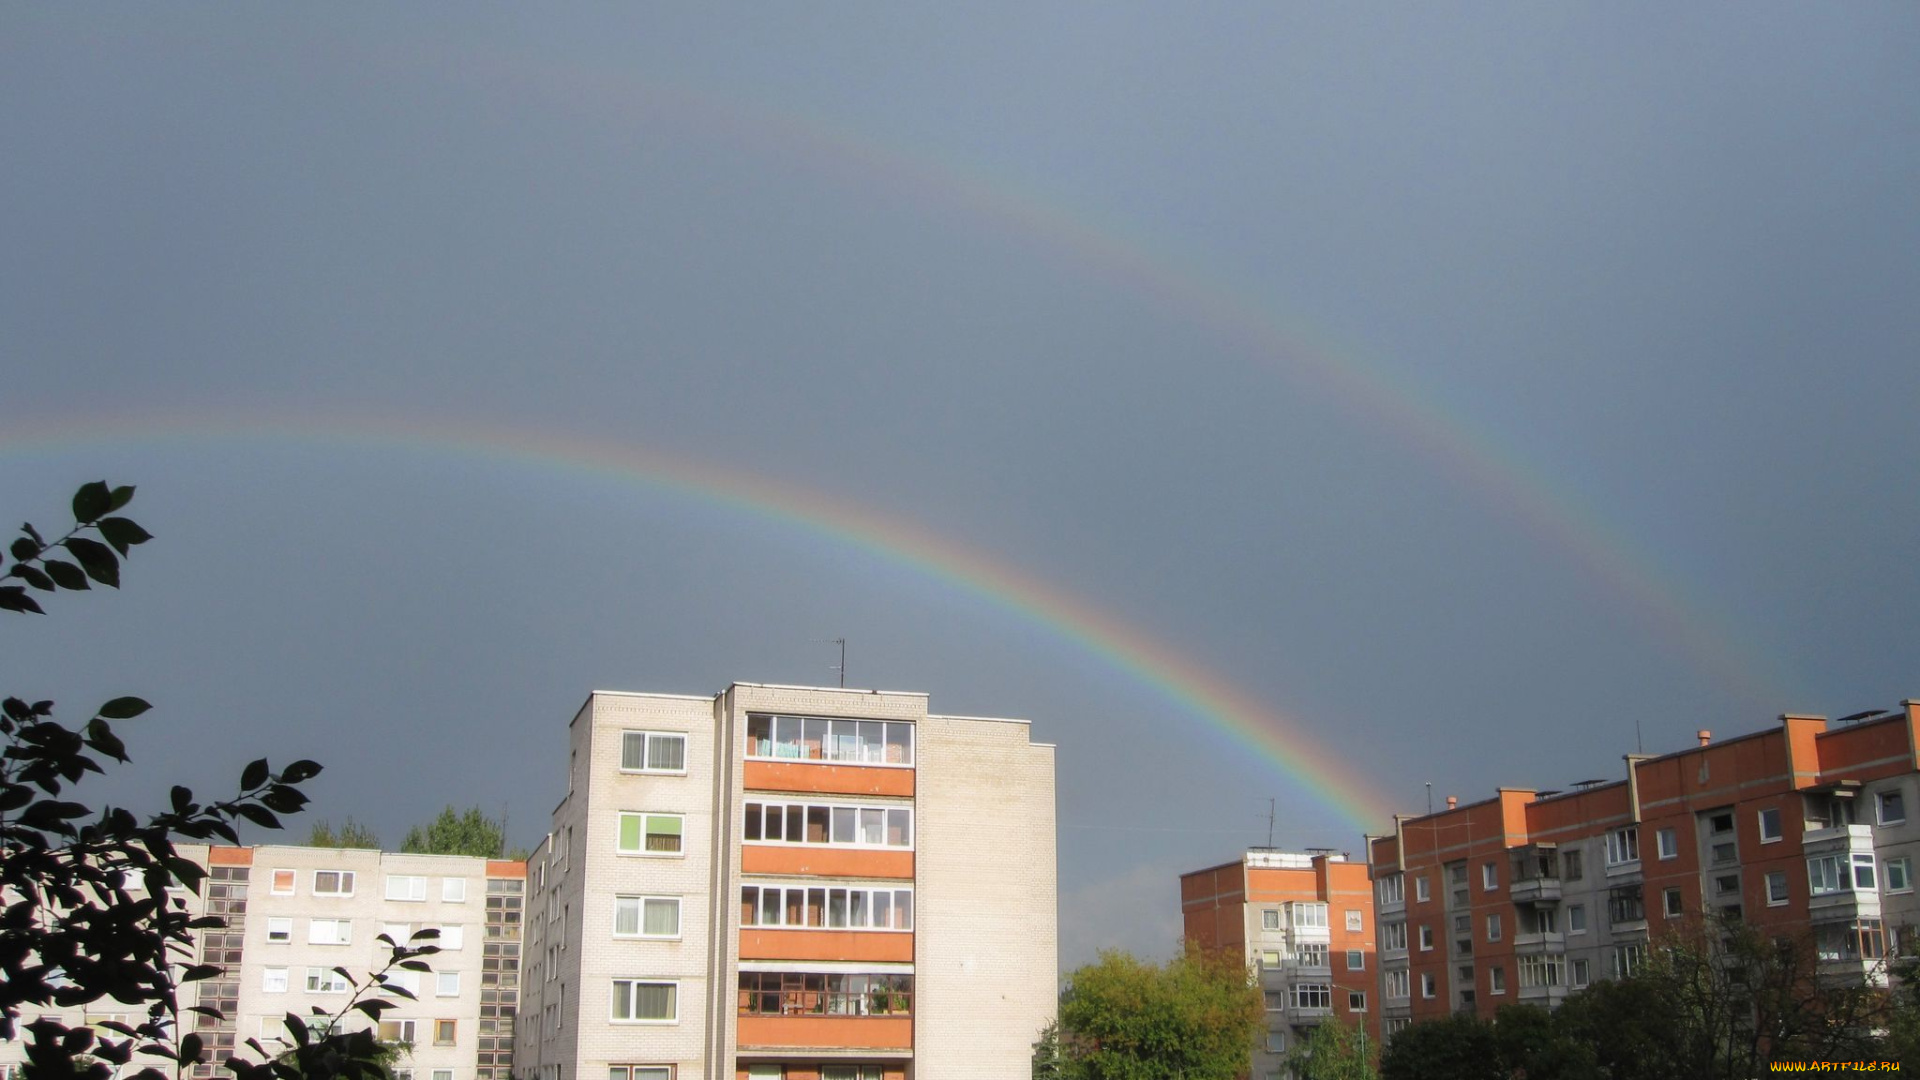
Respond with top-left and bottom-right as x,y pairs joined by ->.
1624,755 -> 1649,823
1393,814 -> 1407,873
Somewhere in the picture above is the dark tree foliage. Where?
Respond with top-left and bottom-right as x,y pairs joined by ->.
1055,947 -> 1265,1080
307,818 -> 381,850
400,806 -> 505,859
1,483 -> 433,1080
1378,1013 -> 1505,1080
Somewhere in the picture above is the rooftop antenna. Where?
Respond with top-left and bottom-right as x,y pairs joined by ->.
498,802 -> 509,859
1267,798 -> 1276,848
1635,716 -> 1644,755
1426,782 -> 1433,816
831,638 -> 846,688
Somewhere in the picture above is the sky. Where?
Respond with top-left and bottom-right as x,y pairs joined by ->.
3,5 -> 1917,969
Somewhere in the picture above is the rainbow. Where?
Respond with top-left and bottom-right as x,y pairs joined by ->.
1,411 -> 1398,832
455,53 -> 1790,712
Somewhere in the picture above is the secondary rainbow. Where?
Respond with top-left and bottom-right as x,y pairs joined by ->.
469,54 -> 1788,710
2,411 -> 1396,832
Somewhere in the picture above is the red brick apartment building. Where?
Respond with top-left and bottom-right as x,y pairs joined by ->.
1366,700 -> 1920,1036
1181,851 -> 1379,1076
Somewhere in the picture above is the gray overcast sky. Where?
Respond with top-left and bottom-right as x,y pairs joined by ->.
4,5 -> 1917,966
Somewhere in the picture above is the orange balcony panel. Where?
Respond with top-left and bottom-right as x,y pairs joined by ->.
745,760 -> 915,798
739,929 -> 915,963
736,1015 -> 912,1051
209,847 -> 253,866
741,846 -> 914,879
735,1069 -> 905,1080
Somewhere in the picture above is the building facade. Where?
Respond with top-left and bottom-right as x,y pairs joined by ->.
513,683 -> 1058,1080
0,845 -> 523,1080
1368,700 -> 1920,1033
1180,850 -> 1378,1077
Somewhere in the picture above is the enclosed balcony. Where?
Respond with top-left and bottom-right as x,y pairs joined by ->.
1509,846 -> 1562,905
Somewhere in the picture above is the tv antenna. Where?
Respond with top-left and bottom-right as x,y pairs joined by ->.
830,638 -> 846,688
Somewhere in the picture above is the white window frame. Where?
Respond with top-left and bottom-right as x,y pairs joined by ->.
610,979 -> 678,1024
432,1069 -> 453,1080
266,917 -> 293,943
1420,972 -> 1437,999
620,730 -> 690,774
1385,969 -> 1410,1001
1888,857 -> 1912,894
614,895 -> 683,939
436,971 -> 460,997
1767,871 -> 1790,905
616,812 -> 685,856
1381,922 -> 1407,952
1663,887 -> 1683,918
1482,863 -> 1498,890
612,1069 -> 676,1080
1489,966 -> 1506,995
745,714 -> 914,767
1880,789 -> 1906,827
1414,876 -> 1430,903
743,800 -> 913,851
1378,873 -> 1404,905
313,870 -> 356,898
305,967 -> 351,994
1348,989 -> 1367,1011
386,875 -> 428,902
262,967 -> 289,994
1567,903 -> 1586,935
442,878 -> 467,903
1418,924 -> 1434,951
1485,914 -> 1501,942
271,869 -> 296,896
1759,807 -> 1783,843
1605,827 -> 1639,867
308,918 -> 353,946
1571,957 -> 1590,988
1345,909 -> 1363,932
1344,949 -> 1364,970
1261,909 -> 1281,931
1656,828 -> 1678,860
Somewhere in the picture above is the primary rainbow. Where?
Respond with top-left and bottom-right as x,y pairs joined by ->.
2,411 -> 1398,833
470,54 -> 1789,712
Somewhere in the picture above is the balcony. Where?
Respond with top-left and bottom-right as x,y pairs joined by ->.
1287,1005 -> 1332,1025
1512,930 -> 1565,953
1509,876 -> 1561,905
1804,824 -> 1874,856
1518,982 -> 1568,1006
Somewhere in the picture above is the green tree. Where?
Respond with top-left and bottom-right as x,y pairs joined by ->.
0,482 -> 435,1080
400,805 -> 506,858
1056,947 -> 1263,1080
307,818 -> 381,849
1032,1020 -> 1067,1080
1378,1013 -> 1504,1080
1286,1017 -> 1377,1080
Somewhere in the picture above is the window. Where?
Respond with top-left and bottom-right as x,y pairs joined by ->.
1420,972 -> 1437,998
1663,888 -> 1682,917
737,972 -> 910,1016
616,895 -> 684,937
743,801 -> 912,849
1344,950 -> 1364,970
313,870 -> 355,897
1290,984 -> 1332,1011
1415,876 -> 1430,902
1290,902 -> 1328,929
1711,842 -> 1738,866
610,1069 -> 674,1080
1261,950 -> 1281,968
306,968 -> 351,994
1571,958 -> 1590,988
1710,812 -> 1734,834
1567,904 -> 1586,934
820,1069 -> 882,1080
1767,871 -> 1789,905
1489,966 -> 1506,994
1264,991 -> 1284,1011
1518,954 -> 1562,988
621,731 -> 688,773
1881,790 -> 1906,826
1563,849 -> 1583,881
1610,944 -> 1646,979
1378,873 -> 1404,905
611,980 -> 677,1022
434,1020 -> 456,1045
1816,919 -> 1887,962
1608,886 -> 1645,925
1889,858 -> 1912,894
1265,1030 -> 1287,1053
377,1020 -> 417,1044
1606,827 -> 1639,866
437,924 -> 465,950
617,812 -> 683,855
1262,909 -> 1281,931
1418,925 -> 1433,951
266,918 -> 292,943
1348,990 -> 1367,1011
1294,943 -> 1330,969
746,714 -> 913,765
308,919 -> 353,946
1346,909 -> 1364,932
1485,915 -> 1501,942
741,885 -> 911,931
387,875 -> 428,902
386,971 -> 421,996
262,968 -> 289,994
437,972 -> 460,997
1381,922 -> 1407,952
1385,969 -> 1410,1000
442,878 -> 467,903
1656,828 -> 1677,860
1530,907 -> 1558,935
432,1071 -> 452,1080
271,869 -> 296,895
1715,873 -> 1741,897
1759,807 -> 1783,843
1810,855 -> 1845,895
1854,853 -> 1877,890
1482,863 -> 1498,890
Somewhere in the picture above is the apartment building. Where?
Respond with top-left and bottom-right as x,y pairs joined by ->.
513,683 -> 1058,1080
0,845 -> 523,1080
1180,850 -> 1378,1077
1367,700 -> 1920,1033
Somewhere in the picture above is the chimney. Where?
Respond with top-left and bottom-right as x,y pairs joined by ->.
1697,729 -> 1712,747
1446,796 -> 1458,810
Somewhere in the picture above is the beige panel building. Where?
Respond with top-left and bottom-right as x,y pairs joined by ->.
515,683 -> 1058,1080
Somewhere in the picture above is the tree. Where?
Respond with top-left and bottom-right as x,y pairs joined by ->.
306,818 -> 381,849
1032,1020 -> 1067,1080
1056,947 -> 1264,1080
1378,1013 -> 1504,1080
400,806 -> 505,858
1,482 -> 432,1080
1286,1017 -> 1377,1080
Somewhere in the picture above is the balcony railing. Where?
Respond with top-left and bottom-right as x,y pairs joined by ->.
1509,876 -> 1562,904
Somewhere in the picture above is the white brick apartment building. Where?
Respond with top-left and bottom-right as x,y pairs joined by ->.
513,684 -> 1058,1080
